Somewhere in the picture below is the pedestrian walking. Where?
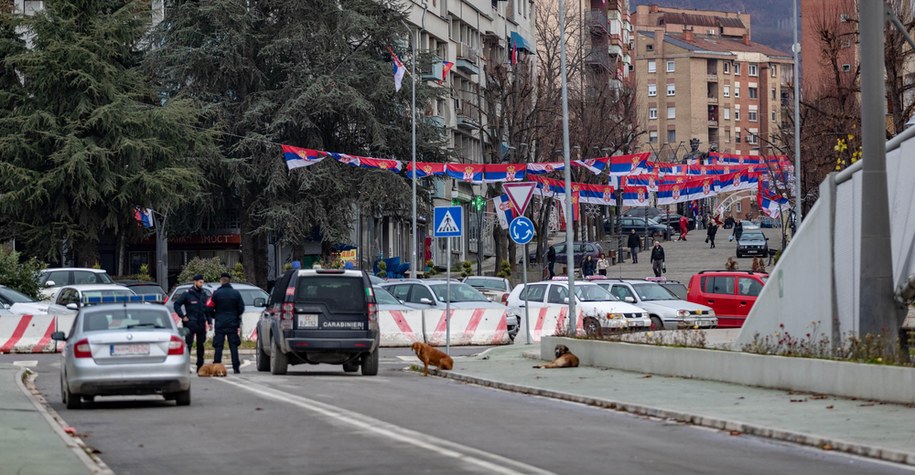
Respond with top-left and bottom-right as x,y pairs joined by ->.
678,215 -> 689,241
706,219 -> 719,248
210,272 -> 245,374
173,274 -> 213,373
650,240 -> 666,277
546,246 -> 556,278
596,253 -> 609,276
732,219 -> 744,242
581,255 -> 595,277
627,229 -> 641,264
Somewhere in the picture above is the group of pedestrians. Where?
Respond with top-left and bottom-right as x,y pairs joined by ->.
173,272 -> 246,374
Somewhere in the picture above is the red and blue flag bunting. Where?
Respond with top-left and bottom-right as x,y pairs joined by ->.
621,186 -> 650,207
573,156 -> 610,174
406,162 -> 446,179
525,162 -> 565,175
134,207 -> 154,228
484,163 -> 526,182
445,163 -> 485,183
492,194 -> 516,230
282,145 -> 326,170
578,183 -> 616,205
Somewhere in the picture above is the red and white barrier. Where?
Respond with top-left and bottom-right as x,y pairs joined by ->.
514,306 -> 584,344
241,312 -> 260,342
425,308 -> 510,346
379,309 -> 425,347
0,314 -> 63,353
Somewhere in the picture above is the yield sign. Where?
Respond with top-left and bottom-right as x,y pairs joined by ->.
502,182 -> 537,216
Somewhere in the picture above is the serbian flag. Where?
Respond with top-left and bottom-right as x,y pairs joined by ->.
695,177 -> 717,200
621,186 -> 650,207
573,156 -> 610,174
656,182 -> 696,205
326,152 -> 360,167
445,163 -> 485,183
608,152 -> 650,176
652,163 -> 689,175
758,182 -> 790,218
715,171 -> 744,193
360,157 -> 403,173
406,162 -> 445,179
624,173 -> 660,191
439,61 -> 455,84
484,163 -> 526,182
492,194 -> 516,230
525,162 -> 565,175
579,183 -> 616,205
134,207 -> 154,228
282,145 -> 326,170
531,175 -> 565,196
388,47 -> 406,92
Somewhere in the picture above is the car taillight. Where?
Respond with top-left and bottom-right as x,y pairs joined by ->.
501,294 -> 509,305
168,335 -> 185,355
367,302 -> 378,326
280,302 -> 294,320
73,339 -> 92,358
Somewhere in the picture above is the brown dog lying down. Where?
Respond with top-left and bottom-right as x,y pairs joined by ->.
533,344 -> 580,368
198,363 -> 228,377
411,342 -> 454,376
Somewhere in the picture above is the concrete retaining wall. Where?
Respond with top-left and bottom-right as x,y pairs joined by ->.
542,336 -> 915,405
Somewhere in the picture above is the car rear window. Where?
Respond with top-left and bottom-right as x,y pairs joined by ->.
128,285 -> 165,295
238,288 -> 269,306
83,309 -> 174,332
295,277 -> 366,312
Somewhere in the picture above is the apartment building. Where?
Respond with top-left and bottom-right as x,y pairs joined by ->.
583,0 -> 633,92
632,5 -> 793,158
800,0 -> 858,98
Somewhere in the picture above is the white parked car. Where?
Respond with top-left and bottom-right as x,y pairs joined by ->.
505,280 -> 650,336
592,279 -> 717,330
0,285 -> 49,316
38,268 -> 115,301
463,276 -> 512,304
379,279 -> 514,336
46,285 -> 139,320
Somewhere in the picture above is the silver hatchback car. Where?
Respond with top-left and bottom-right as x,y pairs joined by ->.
52,302 -> 191,409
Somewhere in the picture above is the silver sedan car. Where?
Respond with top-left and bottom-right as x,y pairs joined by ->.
52,303 -> 191,409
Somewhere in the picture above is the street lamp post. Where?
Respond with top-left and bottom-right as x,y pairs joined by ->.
559,0 -> 576,334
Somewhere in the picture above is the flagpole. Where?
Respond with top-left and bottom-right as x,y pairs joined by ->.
559,0 -> 576,334
402,21 -> 418,279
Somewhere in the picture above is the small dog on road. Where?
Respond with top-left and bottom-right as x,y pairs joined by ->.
198,363 -> 228,377
411,342 -> 454,376
533,344 -> 580,369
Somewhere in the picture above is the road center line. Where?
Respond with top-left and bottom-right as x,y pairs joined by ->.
217,377 -> 554,475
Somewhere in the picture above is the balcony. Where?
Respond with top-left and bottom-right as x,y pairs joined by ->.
424,114 -> 446,128
455,107 -> 480,130
707,96 -> 718,104
455,43 -> 481,76
707,74 -> 718,82
585,48 -> 612,71
585,10 -> 608,35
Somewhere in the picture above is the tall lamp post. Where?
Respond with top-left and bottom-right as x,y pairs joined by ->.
791,0 -> 802,226
559,0 -> 576,333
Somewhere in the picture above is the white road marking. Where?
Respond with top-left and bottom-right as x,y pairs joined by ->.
217,377 -> 554,475
12,360 -> 39,367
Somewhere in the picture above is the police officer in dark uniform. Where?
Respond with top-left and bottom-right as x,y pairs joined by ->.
211,272 -> 245,374
173,274 -> 212,372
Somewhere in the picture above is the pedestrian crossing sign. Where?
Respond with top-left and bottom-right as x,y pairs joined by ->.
434,206 -> 463,237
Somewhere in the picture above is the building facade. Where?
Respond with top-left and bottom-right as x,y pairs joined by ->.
632,5 -> 793,159
799,0 -> 858,99
583,0 -> 633,93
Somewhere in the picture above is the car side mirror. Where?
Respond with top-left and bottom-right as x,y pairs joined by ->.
625,296 -> 635,303
51,331 -> 66,341
419,298 -> 434,305
178,327 -> 189,337
66,303 -> 79,311
253,297 -> 266,308
45,280 -> 56,288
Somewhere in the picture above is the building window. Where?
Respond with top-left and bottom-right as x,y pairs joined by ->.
735,109 -> 741,121
772,88 -> 777,99
667,84 -> 676,96
748,133 -> 758,144
734,63 -> 741,75
667,106 -> 676,119
749,64 -> 758,76
666,60 -> 675,72
648,84 -> 657,97
734,83 -> 740,98
723,85 -> 730,97
736,131 -> 741,143
772,110 -> 777,121
723,108 -> 730,120
748,110 -> 758,122
646,44 -> 654,52
667,129 -> 676,143
648,60 -> 656,73
771,64 -> 777,77
723,62 -> 730,74
842,64 -> 851,72
649,131 -> 658,143
649,107 -> 658,119
749,87 -> 758,99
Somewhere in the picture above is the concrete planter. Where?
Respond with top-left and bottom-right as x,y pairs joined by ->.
542,336 -> 915,405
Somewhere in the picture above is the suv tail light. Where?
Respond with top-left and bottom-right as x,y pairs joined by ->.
168,335 -> 185,355
280,302 -> 294,331
501,293 -> 509,305
73,339 -> 92,358
368,301 -> 378,328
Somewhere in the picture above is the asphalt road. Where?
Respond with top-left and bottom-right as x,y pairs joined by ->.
7,350 -> 912,475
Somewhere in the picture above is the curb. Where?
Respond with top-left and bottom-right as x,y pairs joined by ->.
15,369 -> 114,475
427,368 -> 915,467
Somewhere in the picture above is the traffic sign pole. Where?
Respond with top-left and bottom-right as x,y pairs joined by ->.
509,215 -> 535,345
433,205 -> 462,356
523,245 -> 531,344
446,235 -> 451,355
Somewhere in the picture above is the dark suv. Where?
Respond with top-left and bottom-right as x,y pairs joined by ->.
255,269 -> 380,376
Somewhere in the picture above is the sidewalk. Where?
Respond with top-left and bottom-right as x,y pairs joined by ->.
0,364 -> 99,474
437,345 -> 915,466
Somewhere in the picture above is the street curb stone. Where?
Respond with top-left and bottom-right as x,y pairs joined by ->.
423,367 -> 915,467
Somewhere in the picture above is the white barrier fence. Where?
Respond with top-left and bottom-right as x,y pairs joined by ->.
513,306 -> 585,344
0,314 -> 76,353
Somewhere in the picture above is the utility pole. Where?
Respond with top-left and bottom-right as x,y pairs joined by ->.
792,0 -> 802,226
560,0 -> 576,334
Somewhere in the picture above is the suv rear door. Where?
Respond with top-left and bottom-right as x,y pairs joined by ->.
293,275 -> 369,332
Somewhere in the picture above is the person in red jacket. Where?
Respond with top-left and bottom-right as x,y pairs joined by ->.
678,215 -> 689,241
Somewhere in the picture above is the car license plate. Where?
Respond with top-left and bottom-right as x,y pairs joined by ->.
110,343 -> 149,356
298,314 -> 318,328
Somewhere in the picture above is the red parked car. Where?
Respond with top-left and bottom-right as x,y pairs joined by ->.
686,270 -> 768,328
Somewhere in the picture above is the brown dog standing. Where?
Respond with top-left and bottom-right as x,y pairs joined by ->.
533,344 -> 580,368
411,342 -> 454,376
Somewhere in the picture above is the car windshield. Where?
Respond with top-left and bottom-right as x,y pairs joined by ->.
238,288 -> 269,306
82,309 -> 173,332
373,287 -> 400,305
742,233 -> 766,242
0,287 -> 34,304
574,285 -> 618,302
464,277 -> 507,292
429,283 -> 489,303
631,283 -> 678,301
